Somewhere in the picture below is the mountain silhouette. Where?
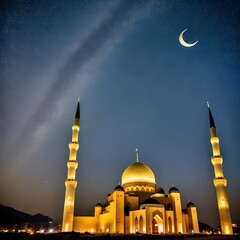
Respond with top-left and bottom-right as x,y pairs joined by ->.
0,204 -> 52,227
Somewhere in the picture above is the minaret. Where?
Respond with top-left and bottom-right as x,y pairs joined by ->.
207,102 -> 233,235
62,99 -> 80,232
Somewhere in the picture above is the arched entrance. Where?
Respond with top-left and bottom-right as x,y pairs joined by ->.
152,211 -> 164,234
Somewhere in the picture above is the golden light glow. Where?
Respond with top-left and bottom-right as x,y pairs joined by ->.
122,162 -> 156,185
210,128 -> 233,235
62,106 -> 80,232
65,224 -> 69,232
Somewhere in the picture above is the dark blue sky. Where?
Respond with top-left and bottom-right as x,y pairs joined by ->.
1,0 -> 239,227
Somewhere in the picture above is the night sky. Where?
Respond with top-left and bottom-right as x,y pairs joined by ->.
1,0 -> 240,228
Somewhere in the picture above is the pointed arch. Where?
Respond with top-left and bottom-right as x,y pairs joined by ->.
135,216 -> 139,233
139,215 -> 143,233
168,216 -> 173,233
152,210 -> 164,234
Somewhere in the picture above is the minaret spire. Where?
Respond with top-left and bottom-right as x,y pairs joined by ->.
74,97 -> 80,126
207,101 -> 216,129
208,104 -> 233,235
62,99 -> 81,232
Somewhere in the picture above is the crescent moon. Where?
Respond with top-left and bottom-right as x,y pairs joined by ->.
179,29 -> 198,47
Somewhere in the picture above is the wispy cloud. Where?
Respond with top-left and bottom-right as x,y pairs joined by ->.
14,0 -> 153,146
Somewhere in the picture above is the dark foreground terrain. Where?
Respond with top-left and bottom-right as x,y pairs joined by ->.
0,232 -> 239,240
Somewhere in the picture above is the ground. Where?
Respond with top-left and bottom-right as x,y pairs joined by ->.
0,233 -> 239,240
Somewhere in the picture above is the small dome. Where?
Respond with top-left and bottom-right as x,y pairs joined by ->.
114,185 -> 124,191
156,187 -> 165,194
187,202 -> 195,208
169,187 -> 179,194
143,198 -> 160,205
95,202 -> 102,207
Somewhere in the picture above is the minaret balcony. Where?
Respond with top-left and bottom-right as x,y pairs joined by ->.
65,179 -> 77,188
67,161 -> 78,168
210,137 -> 219,144
72,125 -> 80,131
213,178 -> 227,187
66,178 -> 77,181
68,142 -> 79,150
211,156 -> 223,165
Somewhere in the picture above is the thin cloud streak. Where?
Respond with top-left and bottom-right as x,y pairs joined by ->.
14,0 -> 153,146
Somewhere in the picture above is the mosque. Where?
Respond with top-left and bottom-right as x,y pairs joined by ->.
61,101 -> 233,235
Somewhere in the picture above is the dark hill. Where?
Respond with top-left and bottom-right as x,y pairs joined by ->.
0,204 -> 52,227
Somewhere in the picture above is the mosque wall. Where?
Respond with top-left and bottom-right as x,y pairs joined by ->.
113,191 -> 125,233
187,205 -> 199,233
99,212 -> 111,233
130,209 -> 146,233
73,216 -> 98,233
124,195 -> 139,212
169,191 -> 183,233
124,216 -> 130,233
165,210 -> 175,233
182,212 -> 188,233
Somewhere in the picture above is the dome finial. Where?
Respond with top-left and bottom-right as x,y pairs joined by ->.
135,148 -> 139,162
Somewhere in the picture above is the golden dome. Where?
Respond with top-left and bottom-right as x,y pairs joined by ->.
121,150 -> 156,185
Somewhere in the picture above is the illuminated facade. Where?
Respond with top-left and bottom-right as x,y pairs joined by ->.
62,101 -> 200,234
208,104 -> 233,235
